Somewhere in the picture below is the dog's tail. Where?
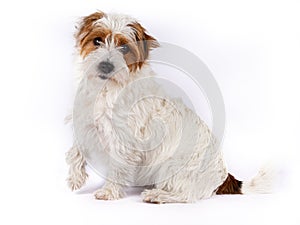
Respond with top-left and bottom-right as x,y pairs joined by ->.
216,165 -> 275,195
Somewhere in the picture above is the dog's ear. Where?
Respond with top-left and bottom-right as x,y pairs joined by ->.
128,22 -> 159,61
75,11 -> 105,47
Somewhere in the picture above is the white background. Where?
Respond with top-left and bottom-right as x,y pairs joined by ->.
0,0 -> 300,224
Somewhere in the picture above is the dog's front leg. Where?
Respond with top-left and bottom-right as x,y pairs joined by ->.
65,146 -> 88,191
94,162 -> 131,200
94,181 -> 125,200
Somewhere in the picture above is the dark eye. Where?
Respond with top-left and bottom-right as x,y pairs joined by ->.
93,37 -> 102,46
120,44 -> 130,54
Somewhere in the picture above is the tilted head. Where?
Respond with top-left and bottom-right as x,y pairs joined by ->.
75,11 -> 159,83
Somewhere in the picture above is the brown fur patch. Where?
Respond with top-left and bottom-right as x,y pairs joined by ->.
127,22 -> 159,72
80,28 -> 112,58
113,33 -> 140,71
216,173 -> 243,195
75,11 -> 106,57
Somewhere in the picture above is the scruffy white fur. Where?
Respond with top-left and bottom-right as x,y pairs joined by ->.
66,12 -> 272,203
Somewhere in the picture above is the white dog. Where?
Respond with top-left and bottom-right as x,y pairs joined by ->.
66,11 -> 272,203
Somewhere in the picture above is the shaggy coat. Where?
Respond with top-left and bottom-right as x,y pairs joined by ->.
66,11 -> 272,203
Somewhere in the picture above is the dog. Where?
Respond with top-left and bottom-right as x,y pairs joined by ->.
66,11 -> 273,203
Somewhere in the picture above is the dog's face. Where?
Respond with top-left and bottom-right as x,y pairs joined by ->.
75,11 -> 158,83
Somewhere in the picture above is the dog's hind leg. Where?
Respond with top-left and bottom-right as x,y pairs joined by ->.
141,157 -> 226,203
66,146 -> 88,191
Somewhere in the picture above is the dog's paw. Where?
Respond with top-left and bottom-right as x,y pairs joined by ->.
67,173 -> 88,191
142,189 -> 188,204
94,188 -> 123,200
142,189 -> 167,204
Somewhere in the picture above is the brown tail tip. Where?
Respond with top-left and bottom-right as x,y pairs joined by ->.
216,173 -> 243,195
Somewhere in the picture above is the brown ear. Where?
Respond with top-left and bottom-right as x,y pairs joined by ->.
75,11 -> 105,47
128,22 -> 159,61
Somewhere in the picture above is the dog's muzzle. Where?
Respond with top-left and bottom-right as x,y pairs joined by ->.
98,61 -> 114,79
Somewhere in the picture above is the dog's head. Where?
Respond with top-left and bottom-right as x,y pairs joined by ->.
75,11 -> 159,83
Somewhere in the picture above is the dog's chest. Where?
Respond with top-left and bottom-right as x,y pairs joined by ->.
77,77 -> 188,169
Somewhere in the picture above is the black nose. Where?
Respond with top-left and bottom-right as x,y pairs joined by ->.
98,61 -> 114,74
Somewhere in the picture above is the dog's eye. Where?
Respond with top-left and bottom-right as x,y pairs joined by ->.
119,44 -> 130,54
93,37 -> 102,46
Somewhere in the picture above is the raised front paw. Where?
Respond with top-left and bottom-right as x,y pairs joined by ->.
94,187 -> 124,200
67,172 -> 88,191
